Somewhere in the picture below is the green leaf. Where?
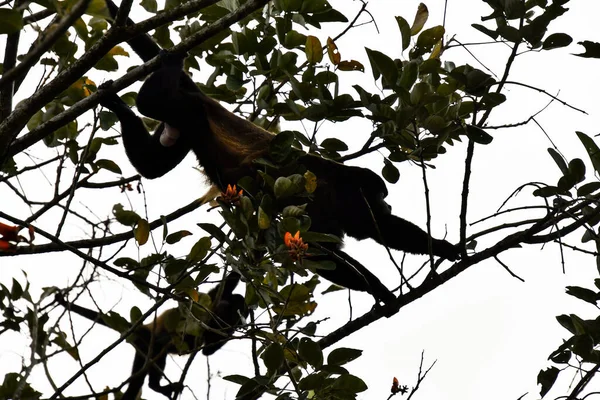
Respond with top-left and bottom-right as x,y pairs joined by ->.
0,8 -> 23,34
301,232 -> 341,243
299,338 -> 323,368
327,348 -> 362,366
537,366 -> 559,397
320,138 -> 348,152
547,148 -> 568,174
412,25 -> 445,57
262,342 -> 284,371
399,60 -> 418,89
331,374 -> 368,393
112,204 -> 141,226
187,237 -> 212,262
566,286 -> 598,305
395,16 -> 411,51
165,230 -> 192,244
269,130 -> 295,162
140,0 -> 157,12
497,25 -> 521,43
576,131 -> 600,174
471,23 -> 498,39
578,182 -> 600,197
465,125 -> 493,144
197,223 -> 228,243
365,48 -> 397,85
95,159 -> 122,174
382,160 -> 400,183
542,33 -> 572,50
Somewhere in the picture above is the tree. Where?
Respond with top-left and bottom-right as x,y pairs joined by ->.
1,0 -> 600,399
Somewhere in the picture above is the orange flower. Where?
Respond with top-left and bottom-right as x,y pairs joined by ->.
284,231 -> 309,261
0,222 -> 35,252
219,184 -> 243,205
390,377 -> 407,395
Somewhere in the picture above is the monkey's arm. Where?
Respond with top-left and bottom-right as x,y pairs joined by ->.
55,293 -> 112,328
99,89 -> 190,179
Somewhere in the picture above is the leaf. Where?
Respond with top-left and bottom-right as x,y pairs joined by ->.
497,25 -> 521,43
576,132 -> 600,174
269,130 -> 294,162
382,160 -> 400,183
187,237 -> 212,262
365,47 -> 397,85
134,219 -> 150,245
542,33 -> 572,50
305,35 -> 323,63
337,60 -> 364,72
112,204 -> 141,226
537,366 -> 559,397
165,230 -> 192,244
95,159 -> 122,174
0,9 -> 24,35
331,374 -> 368,393
320,138 -> 348,152
472,23 -> 498,39
299,338 -> 323,368
327,348 -> 363,366
465,125 -> 493,144
85,0 -> 110,18
326,37 -> 341,65
410,3 -> 428,35
547,148 -> 568,174
262,343 -> 284,371
197,223 -> 228,243
395,16 -> 411,51
574,41 -> 600,59
141,0 -> 157,12
304,171 -> 317,193
566,286 -> 598,305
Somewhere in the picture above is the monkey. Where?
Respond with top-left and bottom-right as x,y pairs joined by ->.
56,273 -> 247,400
97,7 -> 460,304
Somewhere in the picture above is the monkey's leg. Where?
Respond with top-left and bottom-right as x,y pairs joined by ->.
365,196 -> 459,261
121,350 -> 150,400
309,245 -> 396,304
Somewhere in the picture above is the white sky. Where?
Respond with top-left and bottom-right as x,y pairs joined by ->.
2,0 -> 600,399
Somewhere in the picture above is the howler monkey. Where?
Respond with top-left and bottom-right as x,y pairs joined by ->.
56,273 -> 247,400
98,9 -> 459,303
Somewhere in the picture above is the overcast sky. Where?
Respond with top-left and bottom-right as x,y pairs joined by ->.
2,1 -> 600,399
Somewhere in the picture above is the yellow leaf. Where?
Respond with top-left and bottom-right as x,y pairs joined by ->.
326,37 -> 341,65
429,39 -> 443,59
410,3 -> 428,36
305,35 -> 323,64
304,171 -> 317,193
108,45 -> 129,57
184,288 -> 200,302
134,219 -> 150,245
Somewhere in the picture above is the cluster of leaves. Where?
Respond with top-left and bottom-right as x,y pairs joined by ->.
231,340 -> 367,399
538,278 -> 600,397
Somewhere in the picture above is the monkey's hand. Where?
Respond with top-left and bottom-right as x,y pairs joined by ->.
97,80 -> 128,112
435,240 -> 461,261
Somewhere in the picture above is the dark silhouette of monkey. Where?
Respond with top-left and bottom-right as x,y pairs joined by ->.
98,6 -> 459,304
56,273 -> 247,400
